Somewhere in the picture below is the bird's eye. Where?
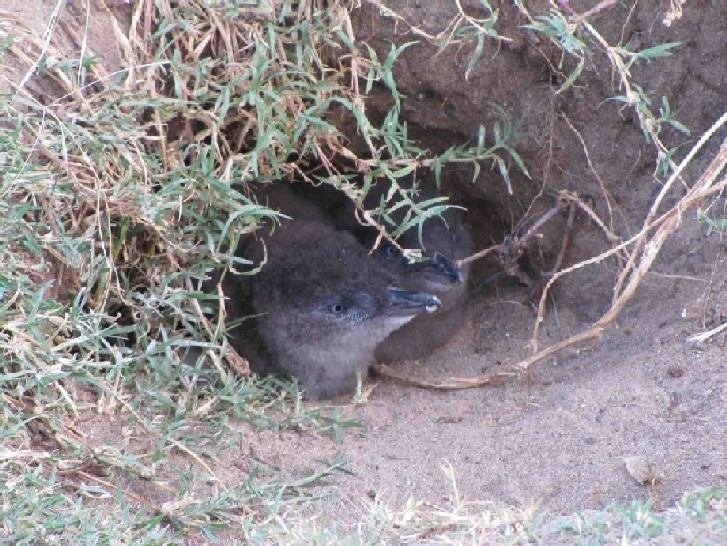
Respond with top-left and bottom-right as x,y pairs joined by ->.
380,243 -> 399,259
329,303 -> 346,315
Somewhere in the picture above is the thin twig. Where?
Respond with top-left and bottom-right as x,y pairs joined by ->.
688,321 -> 727,343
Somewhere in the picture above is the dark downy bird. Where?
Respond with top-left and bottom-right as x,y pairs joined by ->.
223,213 -> 441,399
367,176 -> 472,362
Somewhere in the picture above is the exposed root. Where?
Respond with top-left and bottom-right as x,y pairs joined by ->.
387,115 -> 727,391
372,362 -> 521,390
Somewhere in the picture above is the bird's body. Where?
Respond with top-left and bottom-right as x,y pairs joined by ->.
369,177 -> 472,362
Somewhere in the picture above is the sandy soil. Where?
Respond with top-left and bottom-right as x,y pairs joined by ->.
4,0 -> 726,538
198,214 -> 727,518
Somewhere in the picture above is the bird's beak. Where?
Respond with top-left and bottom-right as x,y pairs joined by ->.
429,253 -> 463,284
387,288 -> 442,314
407,252 -> 463,285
